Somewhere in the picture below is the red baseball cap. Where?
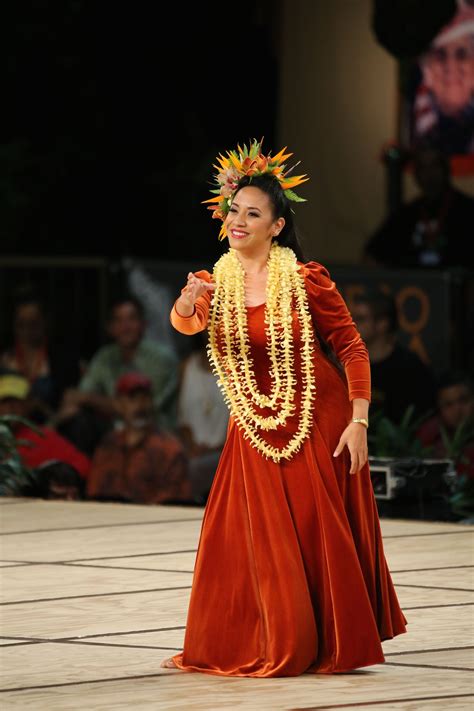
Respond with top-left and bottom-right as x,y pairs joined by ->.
115,372 -> 153,396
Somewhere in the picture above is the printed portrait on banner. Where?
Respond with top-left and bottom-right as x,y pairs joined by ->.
404,0 -> 474,173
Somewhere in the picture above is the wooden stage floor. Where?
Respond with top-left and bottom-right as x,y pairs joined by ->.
0,498 -> 473,710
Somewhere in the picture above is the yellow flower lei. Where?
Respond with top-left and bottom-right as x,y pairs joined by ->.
206,243 -> 316,463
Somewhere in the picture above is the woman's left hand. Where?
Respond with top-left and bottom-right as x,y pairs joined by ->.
333,422 -> 368,475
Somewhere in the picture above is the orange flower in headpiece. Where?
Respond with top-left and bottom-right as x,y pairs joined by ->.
203,138 -> 309,240
255,154 -> 268,173
241,157 -> 258,175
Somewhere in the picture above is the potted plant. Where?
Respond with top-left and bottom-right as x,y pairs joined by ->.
441,419 -> 474,523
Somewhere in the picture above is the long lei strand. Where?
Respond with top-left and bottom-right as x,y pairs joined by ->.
206,243 -> 316,462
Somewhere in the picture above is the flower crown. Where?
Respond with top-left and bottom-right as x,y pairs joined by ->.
202,139 -> 309,240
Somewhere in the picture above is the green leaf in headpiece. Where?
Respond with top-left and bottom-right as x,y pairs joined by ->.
284,189 -> 307,203
249,140 -> 260,159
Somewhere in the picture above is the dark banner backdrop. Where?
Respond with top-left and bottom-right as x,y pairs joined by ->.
127,261 -> 463,375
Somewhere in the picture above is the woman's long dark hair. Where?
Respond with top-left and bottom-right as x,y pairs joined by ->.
234,174 -> 343,374
234,174 -> 307,262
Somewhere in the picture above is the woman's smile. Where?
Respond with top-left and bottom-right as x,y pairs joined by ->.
230,229 -> 249,240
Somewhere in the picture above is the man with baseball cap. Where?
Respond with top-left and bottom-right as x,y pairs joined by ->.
86,371 -> 191,504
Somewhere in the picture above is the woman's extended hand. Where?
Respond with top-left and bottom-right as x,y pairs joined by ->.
333,422 -> 368,475
176,273 -> 216,316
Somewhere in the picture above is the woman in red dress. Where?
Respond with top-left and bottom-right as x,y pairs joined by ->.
161,141 -> 407,677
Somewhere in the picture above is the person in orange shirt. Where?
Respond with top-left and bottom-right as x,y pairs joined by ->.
86,372 -> 190,504
160,141 -> 407,677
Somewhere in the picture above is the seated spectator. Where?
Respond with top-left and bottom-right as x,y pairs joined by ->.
363,144 -> 474,269
35,462 -> 85,500
1,288 -> 80,423
177,332 -> 229,503
87,372 -> 191,504
55,294 -> 179,454
351,290 -> 436,423
0,372 -> 90,480
0,459 -> 85,501
417,371 -> 474,478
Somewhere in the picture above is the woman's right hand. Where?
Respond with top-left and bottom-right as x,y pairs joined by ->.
176,272 -> 215,316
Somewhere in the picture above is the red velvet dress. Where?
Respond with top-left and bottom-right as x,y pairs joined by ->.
169,261 -> 407,677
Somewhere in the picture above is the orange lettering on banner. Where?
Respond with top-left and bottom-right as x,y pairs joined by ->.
396,286 -> 431,364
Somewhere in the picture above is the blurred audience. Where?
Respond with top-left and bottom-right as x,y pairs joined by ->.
417,371 -> 474,477
1,289 -> 80,423
364,144 -> 474,268
86,372 -> 191,504
55,294 -> 179,455
0,371 -> 90,480
177,332 -> 228,503
352,290 -> 436,423
0,459 -> 85,501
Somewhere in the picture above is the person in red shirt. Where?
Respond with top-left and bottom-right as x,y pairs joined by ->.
0,372 -> 90,480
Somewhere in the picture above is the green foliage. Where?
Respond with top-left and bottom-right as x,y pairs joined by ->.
440,419 -> 474,461
448,474 -> 474,518
368,405 -> 433,458
441,419 -> 474,519
369,408 -> 474,519
0,415 -> 41,497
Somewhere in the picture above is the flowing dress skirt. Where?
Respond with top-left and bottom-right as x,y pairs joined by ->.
170,303 -> 407,677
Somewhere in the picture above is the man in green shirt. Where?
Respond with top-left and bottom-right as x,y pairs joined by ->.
59,295 -> 179,433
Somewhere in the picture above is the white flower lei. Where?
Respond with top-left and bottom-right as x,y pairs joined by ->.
206,243 -> 316,462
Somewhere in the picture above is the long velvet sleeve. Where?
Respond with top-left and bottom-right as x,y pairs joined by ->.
169,270 -> 213,335
301,261 -> 371,402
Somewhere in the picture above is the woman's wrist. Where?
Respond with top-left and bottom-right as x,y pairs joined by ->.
351,397 -> 369,418
175,297 -> 195,318
351,397 -> 369,427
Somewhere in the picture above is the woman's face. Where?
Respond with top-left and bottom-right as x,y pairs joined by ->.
224,186 -> 285,253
